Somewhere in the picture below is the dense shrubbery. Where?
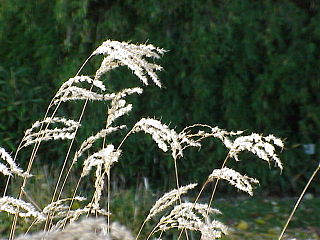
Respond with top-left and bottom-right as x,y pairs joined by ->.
0,0 -> 319,194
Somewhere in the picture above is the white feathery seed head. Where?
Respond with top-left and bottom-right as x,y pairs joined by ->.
228,133 -> 284,170
92,40 -> 166,87
147,183 -> 197,221
53,86 -> 115,103
81,145 -> 121,206
208,167 -> 259,196
73,125 -> 125,164
0,147 -> 31,177
132,118 -> 178,153
53,75 -> 107,104
132,118 -> 200,159
49,204 -> 110,231
157,202 -> 226,239
81,144 -> 121,177
41,196 -> 86,216
21,117 -> 80,149
58,75 -> 106,92
0,197 -> 44,219
106,87 -> 143,127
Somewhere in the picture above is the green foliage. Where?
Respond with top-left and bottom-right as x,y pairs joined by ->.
0,66 -> 45,150
0,0 -> 319,194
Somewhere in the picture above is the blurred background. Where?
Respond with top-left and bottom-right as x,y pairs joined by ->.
0,0 -> 319,197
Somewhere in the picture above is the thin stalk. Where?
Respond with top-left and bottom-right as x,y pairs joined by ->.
206,154 -> 229,215
173,156 -> 189,240
75,53 -> 94,76
278,162 -> 320,240
103,119 -> 111,233
135,219 -> 148,240
117,128 -> 135,151
107,174 -> 111,234
193,181 -> 209,204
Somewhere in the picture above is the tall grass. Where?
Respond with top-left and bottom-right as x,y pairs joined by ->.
0,39 -> 303,240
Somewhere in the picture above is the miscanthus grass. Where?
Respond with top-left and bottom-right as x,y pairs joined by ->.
1,38 -> 306,240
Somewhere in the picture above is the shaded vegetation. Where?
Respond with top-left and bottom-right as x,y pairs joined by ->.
0,0 -> 319,194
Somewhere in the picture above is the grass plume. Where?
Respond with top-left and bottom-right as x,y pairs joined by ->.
0,39 -> 291,240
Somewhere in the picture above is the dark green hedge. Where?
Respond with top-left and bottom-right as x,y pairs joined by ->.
0,0 -> 319,195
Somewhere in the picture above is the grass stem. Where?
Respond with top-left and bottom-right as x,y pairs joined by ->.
278,162 -> 320,240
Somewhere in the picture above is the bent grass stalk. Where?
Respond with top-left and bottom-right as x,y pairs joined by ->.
278,162 -> 320,240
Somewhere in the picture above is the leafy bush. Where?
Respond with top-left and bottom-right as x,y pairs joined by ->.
0,0 -> 319,193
